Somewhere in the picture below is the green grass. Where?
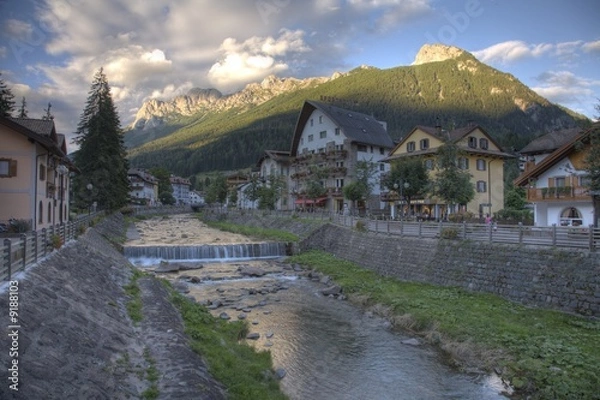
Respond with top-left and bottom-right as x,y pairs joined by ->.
168,287 -> 287,400
201,218 -> 299,242
288,250 -> 600,400
123,268 -> 145,324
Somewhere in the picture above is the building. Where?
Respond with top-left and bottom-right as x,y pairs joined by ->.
255,150 -> 292,210
514,126 -> 595,227
383,124 -> 513,219
170,175 -> 191,205
128,168 -> 158,206
0,117 -> 72,231
289,100 -> 394,213
190,190 -> 205,205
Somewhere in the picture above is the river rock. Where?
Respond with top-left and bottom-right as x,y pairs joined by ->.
178,263 -> 204,270
246,333 -> 260,340
401,338 -> 421,346
275,368 -> 286,379
172,281 -> 190,293
238,265 -> 267,277
155,262 -> 182,273
321,285 -> 342,296
219,312 -> 230,320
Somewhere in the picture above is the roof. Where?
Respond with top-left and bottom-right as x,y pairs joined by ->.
128,168 -> 158,184
514,124 -> 597,187
1,117 -> 69,161
290,100 -> 394,155
519,127 -> 583,155
383,123 -> 514,162
256,149 -> 292,168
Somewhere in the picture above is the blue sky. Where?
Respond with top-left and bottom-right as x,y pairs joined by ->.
1,0 -> 599,152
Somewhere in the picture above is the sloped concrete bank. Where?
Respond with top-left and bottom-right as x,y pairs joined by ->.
0,214 -> 226,400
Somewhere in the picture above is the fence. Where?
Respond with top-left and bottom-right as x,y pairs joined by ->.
217,208 -> 600,252
1,213 -> 100,281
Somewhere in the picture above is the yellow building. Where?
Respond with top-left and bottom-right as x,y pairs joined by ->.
383,124 -> 514,220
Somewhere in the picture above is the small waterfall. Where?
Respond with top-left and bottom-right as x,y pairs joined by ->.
124,242 -> 288,261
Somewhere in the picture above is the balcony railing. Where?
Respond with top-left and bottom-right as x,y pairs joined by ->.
527,186 -> 590,202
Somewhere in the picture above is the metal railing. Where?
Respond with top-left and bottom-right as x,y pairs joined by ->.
1,213 -> 101,281
214,208 -> 599,252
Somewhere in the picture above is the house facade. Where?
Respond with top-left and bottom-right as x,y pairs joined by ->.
0,117 -> 72,231
255,150 -> 292,210
128,168 -> 158,206
289,100 -> 394,213
514,126 -> 595,227
384,124 -> 512,219
170,175 -> 191,205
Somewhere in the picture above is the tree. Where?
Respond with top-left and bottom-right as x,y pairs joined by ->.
72,68 -> 130,211
257,174 -> 286,210
342,160 -> 378,213
205,174 -> 228,205
42,102 -> 54,120
431,142 -> 475,216
0,73 -> 15,117
304,164 -> 328,208
382,158 -> 429,212
149,167 -> 175,205
17,97 -> 28,118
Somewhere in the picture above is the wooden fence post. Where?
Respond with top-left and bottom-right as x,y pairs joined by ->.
518,222 -> 524,245
21,233 -> 27,270
589,225 -> 595,252
42,228 -> 47,257
462,221 -> 467,239
4,238 -> 11,281
33,230 -> 38,263
552,224 -> 557,247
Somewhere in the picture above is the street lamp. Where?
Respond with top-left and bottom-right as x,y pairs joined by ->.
393,180 -> 410,221
86,183 -> 93,215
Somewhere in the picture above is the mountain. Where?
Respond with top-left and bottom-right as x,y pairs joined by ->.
125,44 -> 590,177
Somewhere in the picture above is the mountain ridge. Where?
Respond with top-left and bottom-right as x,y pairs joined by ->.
125,44 -> 590,177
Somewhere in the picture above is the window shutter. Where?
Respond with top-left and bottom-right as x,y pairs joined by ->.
9,160 -> 17,177
548,178 -> 555,187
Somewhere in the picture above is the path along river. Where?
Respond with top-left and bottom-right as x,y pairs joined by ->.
126,215 -> 510,400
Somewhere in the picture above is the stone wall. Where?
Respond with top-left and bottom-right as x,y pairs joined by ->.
209,212 -> 600,316
300,224 -> 600,316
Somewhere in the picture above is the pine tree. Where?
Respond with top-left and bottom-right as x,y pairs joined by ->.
17,97 -> 28,118
585,101 -> 600,227
0,73 -> 15,117
431,142 -> 475,215
73,68 -> 130,210
42,102 -> 53,120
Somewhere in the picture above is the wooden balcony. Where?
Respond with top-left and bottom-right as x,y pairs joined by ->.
527,186 -> 590,202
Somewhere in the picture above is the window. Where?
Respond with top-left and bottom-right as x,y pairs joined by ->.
308,134 -> 314,142
300,138 -> 304,145
479,138 -> 489,150
47,202 -> 52,223
425,159 -> 434,170
379,163 -> 385,171
357,144 -> 367,152
379,147 -> 385,155
336,161 -> 344,167
39,201 -> 43,223
476,159 -> 486,171
320,131 -> 327,139
407,141 -> 416,152
39,163 -> 46,181
319,115 -> 323,124
370,146 -> 374,153
336,179 -> 344,188
560,207 -> 583,226
420,138 -> 429,150
458,157 -> 469,170
335,128 -> 341,136
310,119 -> 313,126
468,137 -> 477,148
476,180 -> 487,192
555,177 -> 566,187
0,159 -> 17,177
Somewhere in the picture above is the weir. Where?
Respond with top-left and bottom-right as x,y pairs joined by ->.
123,242 -> 288,260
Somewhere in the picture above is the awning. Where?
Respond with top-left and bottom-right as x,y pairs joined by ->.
294,197 -> 328,205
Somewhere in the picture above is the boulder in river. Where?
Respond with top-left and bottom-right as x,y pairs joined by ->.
238,265 -> 267,277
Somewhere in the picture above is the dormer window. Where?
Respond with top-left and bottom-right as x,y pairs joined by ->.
407,141 -> 416,152
480,138 -> 489,150
420,138 -> 429,150
468,136 -> 477,148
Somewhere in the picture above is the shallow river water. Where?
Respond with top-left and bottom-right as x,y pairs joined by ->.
130,256 -> 510,400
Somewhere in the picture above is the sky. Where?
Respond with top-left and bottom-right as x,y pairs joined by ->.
1,0 -> 599,153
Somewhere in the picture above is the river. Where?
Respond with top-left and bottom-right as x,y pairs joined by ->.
129,255 -> 510,400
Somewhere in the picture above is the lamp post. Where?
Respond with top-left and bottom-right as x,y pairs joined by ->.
86,183 -> 93,215
394,180 -> 410,221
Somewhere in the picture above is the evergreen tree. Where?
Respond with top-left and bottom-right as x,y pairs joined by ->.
73,68 -> 130,210
205,174 -> 228,204
149,167 -> 175,205
383,158 -> 430,210
17,97 -> 28,118
585,101 -> 600,226
42,102 -> 54,120
0,73 -> 15,117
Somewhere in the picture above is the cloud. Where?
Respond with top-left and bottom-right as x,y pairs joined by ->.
582,40 -> 600,54
208,29 -> 311,91
532,70 -> 600,116
473,40 -> 599,65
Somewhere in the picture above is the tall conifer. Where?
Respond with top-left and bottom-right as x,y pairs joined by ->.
73,68 -> 130,210
0,73 -> 15,117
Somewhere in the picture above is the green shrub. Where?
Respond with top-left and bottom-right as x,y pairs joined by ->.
50,234 -> 63,249
440,227 -> 458,239
355,220 -> 368,232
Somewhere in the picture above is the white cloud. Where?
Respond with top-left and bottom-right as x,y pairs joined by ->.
473,41 -> 551,64
208,29 -> 311,91
582,40 -> 600,53
532,71 -> 600,116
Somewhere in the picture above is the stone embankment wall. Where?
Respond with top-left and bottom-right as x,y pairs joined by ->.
0,214 -> 225,400
212,213 -> 600,316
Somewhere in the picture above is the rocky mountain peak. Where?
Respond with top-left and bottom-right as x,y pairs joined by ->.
412,43 -> 467,65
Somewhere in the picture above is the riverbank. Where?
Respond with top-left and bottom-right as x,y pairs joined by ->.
0,213 -> 269,399
200,211 -> 600,400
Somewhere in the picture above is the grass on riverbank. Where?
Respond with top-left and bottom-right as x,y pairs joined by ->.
167,285 -> 288,400
289,250 -> 600,400
201,219 -> 299,242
